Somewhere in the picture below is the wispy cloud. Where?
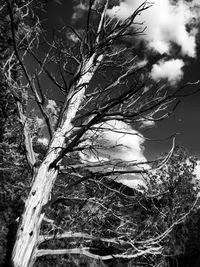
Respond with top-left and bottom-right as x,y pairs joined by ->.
139,118 -> 156,129
80,120 -> 149,189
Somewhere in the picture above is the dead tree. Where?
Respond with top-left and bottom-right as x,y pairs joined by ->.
3,0 -> 200,266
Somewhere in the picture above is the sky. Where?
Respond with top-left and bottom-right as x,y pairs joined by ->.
105,0 -> 200,158
35,0 -> 200,187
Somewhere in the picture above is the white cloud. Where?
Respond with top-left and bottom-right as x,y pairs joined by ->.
37,137 -> 49,146
80,120 -> 149,189
107,0 -> 199,57
140,119 -> 156,129
150,59 -> 184,84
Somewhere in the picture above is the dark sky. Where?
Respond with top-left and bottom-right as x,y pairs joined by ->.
35,0 -> 200,159
145,58 -> 200,159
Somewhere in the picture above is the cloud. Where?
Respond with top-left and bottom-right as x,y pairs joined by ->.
140,119 -> 156,129
72,2 -> 88,21
107,0 -> 200,83
150,59 -> 184,84
107,0 -> 199,57
71,1 -> 200,82
80,120 -> 149,189
37,137 -> 49,146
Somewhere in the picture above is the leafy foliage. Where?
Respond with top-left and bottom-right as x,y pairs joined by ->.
0,0 -> 33,265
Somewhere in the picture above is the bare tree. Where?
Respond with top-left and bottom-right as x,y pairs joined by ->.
2,0 -> 200,266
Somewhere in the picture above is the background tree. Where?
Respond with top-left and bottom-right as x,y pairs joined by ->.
35,147 -> 200,267
1,0 -> 200,266
0,0 -> 32,265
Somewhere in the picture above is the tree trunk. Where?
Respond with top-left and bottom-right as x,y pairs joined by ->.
11,54 -> 102,267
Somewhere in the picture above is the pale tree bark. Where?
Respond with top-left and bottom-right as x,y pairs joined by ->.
11,53 -> 103,267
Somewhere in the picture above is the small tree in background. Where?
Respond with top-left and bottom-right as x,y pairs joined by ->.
144,146 -> 200,266
34,146 -> 200,267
